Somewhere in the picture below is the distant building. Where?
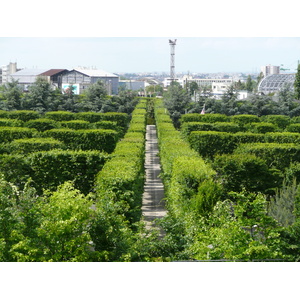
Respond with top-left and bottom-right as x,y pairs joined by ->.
9,68 -> 49,91
119,80 -> 145,91
1,62 -> 18,84
258,73 -> 295,94
39,69 -> 69,89
61,68 -> 119,95
261,64 -> 280,77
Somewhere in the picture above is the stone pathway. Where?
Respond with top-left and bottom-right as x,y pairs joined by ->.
141,125 -> 167,236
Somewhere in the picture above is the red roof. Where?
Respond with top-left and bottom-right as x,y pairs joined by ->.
39,69 -> 68,76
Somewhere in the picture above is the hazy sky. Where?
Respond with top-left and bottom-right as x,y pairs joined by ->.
1,1 -> 299,75
1,37 -> 300,74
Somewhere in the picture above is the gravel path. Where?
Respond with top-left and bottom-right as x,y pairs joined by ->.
141,125 -> 167,236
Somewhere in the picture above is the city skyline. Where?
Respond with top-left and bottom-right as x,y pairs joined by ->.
1,37 -> 300,75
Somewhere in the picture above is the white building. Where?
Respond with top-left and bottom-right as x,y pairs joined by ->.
1,62 -> 18,84
261,64 -> 280,77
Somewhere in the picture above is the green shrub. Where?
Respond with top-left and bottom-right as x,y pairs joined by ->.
285,123 -> 300,133
235,143 -> 300,170
93,121 -> 119,131
24,118 -> 60,132
168,156 -> 221,216
95,102 -> 146,224
213,122 -> 241,133
5,110 -> 40,122
42,129 -> 118,153
76,112 -> 103,123
264,132 -> 300,143
180,113 -> 228,124
27,150 -> 110,195
8,138 -> 64,154
213,153 -> 281,195
231,114 -> 260,126
261,115 -> 290,130
0,118 -> 24,127
45,111 -> 75,121
0,127 -> 37,143
0,154 -> 31,188
188,131 -> 237,159
60,120 -> 91,130
247,122 -> 277,134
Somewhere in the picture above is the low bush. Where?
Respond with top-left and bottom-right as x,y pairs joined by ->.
230,114 -> 260,126
24,118 -> 60,132
0,118 -> 24,127
27,150 -> 110,195
42,128 -> 118,153
261,115 -> 290,130
8,138 -> 64,154
235,143 -> 300,170
0,127 -> 37,143
4,110 -> 40,122
213,153 -> 281,195
60,120 -> 91,130
247,122 -> 277,134
285,123 -> 300,133
45,111 -> 75,121
180,113 -> 228,124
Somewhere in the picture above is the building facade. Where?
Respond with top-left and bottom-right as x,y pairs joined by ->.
261,64 -> 280,77
61,68 -> 119,95
1,62 -> 18,84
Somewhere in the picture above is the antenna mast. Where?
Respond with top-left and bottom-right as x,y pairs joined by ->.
169,39 -> 177,83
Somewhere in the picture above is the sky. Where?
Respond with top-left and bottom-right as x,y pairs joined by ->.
1,37 -> 300,74
1,1 -> 300,76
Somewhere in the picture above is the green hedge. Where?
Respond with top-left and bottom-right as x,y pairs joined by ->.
45,111 -> 75,121
0,118 -> 24,127
154,99 -> 221,217
94,101 -> 146,224
42,128 -> 118,153
230,114 -> 260,126
24,118 -> 60,132
0,127 -> 37,143
235,143 -> 300,170
212,153 -> 281,195
261,115 -> 290,129
0,110 -> 40,122
7,138 -> 64,154
188,131 -> 266,159
246,122 -> 277,134
180,113 -> 229,124
285,123 -> 300,133
27,150 -> 110,195
60,120 -> 91,130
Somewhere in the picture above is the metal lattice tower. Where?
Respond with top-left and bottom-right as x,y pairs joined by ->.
169,39 -> 177,82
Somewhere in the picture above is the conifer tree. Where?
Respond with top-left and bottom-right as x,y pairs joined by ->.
294,63 -> 300,100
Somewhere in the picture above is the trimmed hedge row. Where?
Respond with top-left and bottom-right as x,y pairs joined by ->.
42,128 -> 118,153
188,131 -> 300,159
235,143 -> 300,170
95,99 -> 147,223
0,150 -> 110,195
154,99 -> 221,217
0,127 -> 37,143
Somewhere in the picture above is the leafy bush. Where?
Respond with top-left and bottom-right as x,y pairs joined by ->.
27,150 -> 110,195
213,153 -> 281,195
235,143 -> 300,170
24,118 -> 60,132
261,115 -> 290,130
180,113 -> 228,124
0,118 -> 24,127
8,138 -> 64,154
231,114 -> 260,126
42,128 -> 118,153
285,123 -> 300,133
0,127 -> 37,143
45,111 -> 75,121
60,120 -> 91,130
4,110 -> 40,122
247,122 -> 277,134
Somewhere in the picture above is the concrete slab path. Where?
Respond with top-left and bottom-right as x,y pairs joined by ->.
141,125 -> 167,236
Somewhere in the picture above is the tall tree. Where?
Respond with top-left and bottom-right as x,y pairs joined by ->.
163,83 -> 191,127
25,77 -> 57,112
2,79 -> 23,110
294,63 -> 300,100
78,80 -> 108,112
